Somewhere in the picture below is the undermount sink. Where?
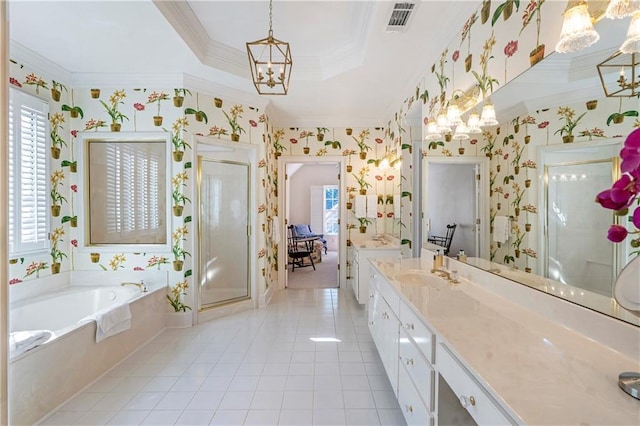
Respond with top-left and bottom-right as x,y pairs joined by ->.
394,270 -> 446,286
358,240 -> 389,248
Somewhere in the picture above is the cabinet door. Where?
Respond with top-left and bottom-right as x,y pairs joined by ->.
379,295 -> 400,396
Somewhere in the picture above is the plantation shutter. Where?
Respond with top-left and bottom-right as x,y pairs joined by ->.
8,88 -> 49,255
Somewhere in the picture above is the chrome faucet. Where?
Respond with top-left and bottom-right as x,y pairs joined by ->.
121,280 -> 147,292
432,268 -> 460,284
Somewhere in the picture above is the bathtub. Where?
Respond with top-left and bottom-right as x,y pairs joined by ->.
9,281 -> 167,425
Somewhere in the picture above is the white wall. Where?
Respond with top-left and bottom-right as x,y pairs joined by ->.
288,163 -> 339,250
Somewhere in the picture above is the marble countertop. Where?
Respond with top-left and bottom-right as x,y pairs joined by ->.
350,237 -> 400,250
370,257 -> 640,425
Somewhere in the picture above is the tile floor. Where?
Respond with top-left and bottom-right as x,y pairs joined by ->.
40,288 -> 406,425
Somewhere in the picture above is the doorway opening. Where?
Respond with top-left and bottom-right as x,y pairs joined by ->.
278,157 -> 346,290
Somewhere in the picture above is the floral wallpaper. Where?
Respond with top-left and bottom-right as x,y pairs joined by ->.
8,60 -> 267,309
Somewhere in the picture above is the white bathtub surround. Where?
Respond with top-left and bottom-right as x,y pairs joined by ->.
80,302 -> 132,343
371,255 -> 640,424
166,310 -> 193,328
9,283 -> 166,425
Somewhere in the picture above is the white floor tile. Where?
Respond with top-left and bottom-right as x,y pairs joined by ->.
142,376 -> 178,392
314,375 -> 342,390
228,375 -> 260,392
199,375 -> 233,392
123,392 -> 165,410
372,390 -> 399,409
256,375 -> 287,391
376,408 -> 406,425
345,409 -> 381,426
343,391 -> 375,409
91,392 -> 136,411
314,390 -> 345,409
250,390 -> 284,409
244,409 -> 280,425
170,375 -> 206,391
73,410 -> 116,425
218,391 -> 255,410
106,410 -> 150,425
175,409 -> 215,425
140,410 -> 182,425
341,375 -> 371,391
313,408 -> 347,426
39,410 -> 83,425
209,409 -> 247,425
61,392 -> 104,411
154,391 -> 195,410
281,390 -> 313,410
186,390 -> 225,410
278,409 -> 313,425
285,375 -> 314,391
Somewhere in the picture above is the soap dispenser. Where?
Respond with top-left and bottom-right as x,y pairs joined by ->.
457,250 -> 467,262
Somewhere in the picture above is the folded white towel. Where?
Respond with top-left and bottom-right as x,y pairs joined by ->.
366,194 -> 378,218
10,330 -> 54,358
271,215 -> 281,244
494,215 -> 510,243
355,195 -> 367,217
79,303 -> 132,343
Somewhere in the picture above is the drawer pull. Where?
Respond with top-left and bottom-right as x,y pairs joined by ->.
405,322 -> 415,330
459,395 -> 476,408
406,405 -> 413,413
406,358 -> 414,366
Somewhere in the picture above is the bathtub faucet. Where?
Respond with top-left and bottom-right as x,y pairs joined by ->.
121,280 -> 148,292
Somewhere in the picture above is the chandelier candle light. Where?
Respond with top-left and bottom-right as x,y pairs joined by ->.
246,0 -> 293,95
555,1 -> 600,53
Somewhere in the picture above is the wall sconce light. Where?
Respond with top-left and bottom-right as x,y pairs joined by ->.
446,104 -> 463,126
425,118 -> 442,141
480,100 -> 498,126
466,109 -> 482,133
436,110 -> 452,133
555,1 -> 600,53
606,0 -> 640,19
621,11 -> 640,53
452,122 -> 470,140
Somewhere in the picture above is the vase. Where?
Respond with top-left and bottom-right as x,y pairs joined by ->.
465,54 -> 472,72
70,217 -> 77,228
173,260 -> 183,271
497,164 -> 501,173
173,151 -> 184,162
90,88 -> 100,99
496,127 -> 501,135
359,151 -> 367,160
525,267 -> 532,273
69,109 -> 79,118
586,100 -> 598,110
195,112 -> 204,122
346,128 -> 353,136
70,163 -> 77,173
51,88 -> 61,102
51,205 -> 61,217
303,147 -> 310,154
613,115 -> 624,124
514,123 -> 520,133
529,44 -> 545,67
347,239 -> 352,247
110,123 -> 121,132
458,147 -> 465,155
515,249 -> 521,258
51,263 -> 61,274
486,153 -> 493,160
346,165 -> 353,173
525,179 -> 531,188
166,311 -> 192,328
90,252 -> 100,263
317,134 -> 324,142
51,147 -> 60,159
515,207 -> 520,216
514,166 -> 520,175
346,202 -> 353,210
153,116 -> 163,126
614,256 -> 640,316
331,142 -> 339,149
359,189 -> 367,195
173,205 -> 184,216
359,226 -> 367,233
562,135 -> 574,143
275,152 -> 281,159
214,98 -> 223,108
524,135 -> 531,144
231,133 -> 240,142
525,223 -> 531,232
444,133 -> 452,142
173,96 -> 184,107
497,202 -> 501,210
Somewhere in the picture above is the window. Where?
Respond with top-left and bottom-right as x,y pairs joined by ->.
324,185 -> 339,235
8,88 -> 50,256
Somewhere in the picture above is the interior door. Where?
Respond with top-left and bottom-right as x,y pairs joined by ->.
199,158 -> 250,308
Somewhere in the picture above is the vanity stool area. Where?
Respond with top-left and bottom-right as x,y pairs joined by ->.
367,255 -> 640,425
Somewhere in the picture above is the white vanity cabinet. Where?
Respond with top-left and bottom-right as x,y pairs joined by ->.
369,264 -> 516,426
350,242 -> 399,305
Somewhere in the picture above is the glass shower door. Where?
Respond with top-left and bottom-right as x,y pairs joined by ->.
199,158 -> 250,308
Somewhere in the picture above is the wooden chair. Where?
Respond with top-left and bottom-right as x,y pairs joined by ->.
287,225 -> 316,272
427,223 -> 457,256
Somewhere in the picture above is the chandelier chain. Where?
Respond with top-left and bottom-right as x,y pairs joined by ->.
269,0 -> 273,35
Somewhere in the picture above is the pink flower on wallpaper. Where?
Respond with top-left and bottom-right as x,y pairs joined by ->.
70,130 -> 78,138
423,117 -> 429,125
387,212 -> 394,218
452,50 -> 460,62
375,175 -> 383,181
9,278 -> 22,285
387,175 -> 395,181
504,154 -> 509,160
375,138 -> 383,144
504,40 -> 518,58
71,185 -> 78,192
249,120 -> 257,127
133,102 -> 145,111
9,77 -> 22,88
134,266 -> 145,271
504,193 -> 510,199
538,121 -> 549,129
470,139 -> 478,145
377,212 -> 383,218
195,132 -> 204,136
71,239 -> 78,247
290,138 -> 298,144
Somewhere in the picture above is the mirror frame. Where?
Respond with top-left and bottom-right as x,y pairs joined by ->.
77,131 -> 172,253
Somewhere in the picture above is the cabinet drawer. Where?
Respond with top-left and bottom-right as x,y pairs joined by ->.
436,343 -> 515,426
400,301 -> 435,363
377,274 -> 400,315
399,328 -> 435,411
398,359 -> 434,426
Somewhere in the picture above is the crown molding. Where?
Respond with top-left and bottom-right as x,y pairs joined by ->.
183,73 -> 269,113
70,72 -> 185,88
152,0 -> 208,62
9,41 -> 72,83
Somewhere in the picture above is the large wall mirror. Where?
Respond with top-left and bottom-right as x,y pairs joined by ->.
79,132 -> 171,250
420,17 -> 640,327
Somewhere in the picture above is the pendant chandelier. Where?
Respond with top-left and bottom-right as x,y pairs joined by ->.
246,0 -> 293,95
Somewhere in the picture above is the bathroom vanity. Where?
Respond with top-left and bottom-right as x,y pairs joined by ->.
348,238 -> 400,305
368,256 -> 640,425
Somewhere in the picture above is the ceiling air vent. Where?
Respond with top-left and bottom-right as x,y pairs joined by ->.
386,2 -> 417,33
